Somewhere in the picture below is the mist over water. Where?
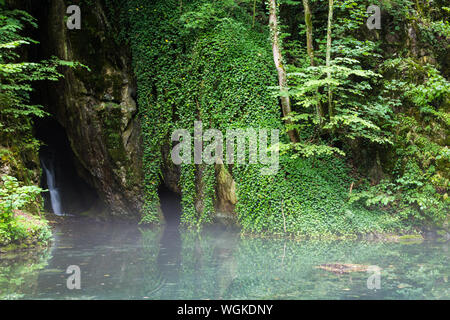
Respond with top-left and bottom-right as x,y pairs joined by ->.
0,218 -> 448,300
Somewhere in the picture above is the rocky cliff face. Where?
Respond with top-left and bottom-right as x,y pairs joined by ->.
17,0 -> 238,221
36,0 -> 143,217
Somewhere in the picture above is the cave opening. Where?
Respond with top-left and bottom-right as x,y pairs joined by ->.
158,183 -> 182,226
35,117 -> 99,216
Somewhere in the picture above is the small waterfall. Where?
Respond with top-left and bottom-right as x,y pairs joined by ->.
41,153 -> 64,216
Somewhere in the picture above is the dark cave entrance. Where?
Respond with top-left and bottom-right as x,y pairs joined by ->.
35,117 -> 99,216
158,183 -> 182,226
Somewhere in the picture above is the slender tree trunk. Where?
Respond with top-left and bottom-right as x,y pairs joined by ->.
326,0 -> 334,119
303,0 -> 314,66
268,0 -> 298,143
303,0 -> 323,126
252,0 -> 256,28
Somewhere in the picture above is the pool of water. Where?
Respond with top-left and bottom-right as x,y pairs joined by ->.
0,218 -> 448,299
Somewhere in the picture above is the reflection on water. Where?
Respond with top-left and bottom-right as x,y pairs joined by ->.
0,218 -> 448,300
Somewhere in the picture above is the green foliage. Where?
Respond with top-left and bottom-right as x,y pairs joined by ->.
0,7 -> 85,184
115,0 -> 447,234
281,0 -> 448,226
284,0 -> 394,159
0,175 -> 42,220
359,57 -> 450,222
0,175 -> 50,245
123,0 -> 388,236
279,137 -> 345,158
235,154 -> 405,237
0,7 -> 81,246
124,0 -> 281,227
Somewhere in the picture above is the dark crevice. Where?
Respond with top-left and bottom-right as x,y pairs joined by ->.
35,117 -> 99,215
158,183 -> 182,226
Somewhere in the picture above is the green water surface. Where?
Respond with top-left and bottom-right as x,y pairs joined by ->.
0,219 -> 448,300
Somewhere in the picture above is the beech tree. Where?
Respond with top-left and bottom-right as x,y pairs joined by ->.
302,0 -> 323,125
326,0 -> 334,119
268,0 -> 298,143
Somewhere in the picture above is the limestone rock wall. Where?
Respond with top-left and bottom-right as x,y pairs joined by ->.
37,0 -> 143,217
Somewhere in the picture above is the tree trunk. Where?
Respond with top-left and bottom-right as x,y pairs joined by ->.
252,0 -> 256,28
303,0 -> 314,66
326,0 -> 334,119
303,0 -> 323,126
268,0 -> 298,143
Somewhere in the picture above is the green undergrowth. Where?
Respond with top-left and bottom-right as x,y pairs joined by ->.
108,0 -> 443,236
0,210 -> 51,251
122,0 -> 283,226
0,176 -> 51,250
235,155 -> 409,238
